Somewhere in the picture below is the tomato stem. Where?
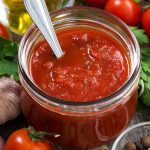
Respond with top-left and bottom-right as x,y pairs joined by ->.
27,126 -> 58,142
134,0 -> 141,3
143,5 -> 150,10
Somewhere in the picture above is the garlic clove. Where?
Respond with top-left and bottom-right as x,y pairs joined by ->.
0,77 -> 21,125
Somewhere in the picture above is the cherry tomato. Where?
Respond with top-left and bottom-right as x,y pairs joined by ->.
142,8 -> 150,37
0,23 -> 9,39
84,0 -> 109,8
105,0 -> 142,26
5,128 -> 52,150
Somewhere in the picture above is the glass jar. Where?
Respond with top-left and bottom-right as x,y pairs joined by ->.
18,7 -> 141,150
2,0 -> 74,35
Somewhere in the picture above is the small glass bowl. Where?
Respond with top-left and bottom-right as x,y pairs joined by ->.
112,122 -> 150,150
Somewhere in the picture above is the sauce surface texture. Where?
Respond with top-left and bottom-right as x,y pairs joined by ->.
29,27 -> 129,102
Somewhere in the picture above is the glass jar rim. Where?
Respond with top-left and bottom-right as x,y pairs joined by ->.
18,6 -> 141,107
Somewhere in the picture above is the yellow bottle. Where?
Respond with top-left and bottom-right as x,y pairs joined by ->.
3,0 -> 74,35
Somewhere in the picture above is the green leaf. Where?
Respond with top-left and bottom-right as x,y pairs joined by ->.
0,37 -> 19,59
143,91 -> 150,106
62,0 -> 70,6
0,36 -> 9,45
147,78 -> 150,90
0,43 -> 18,59
0,59 -> 18,81
141,63 -> 150,73
140,71 -> 148,82
141,47 -> 150,57
0,37 -> 19,81
130,26 -> 149,45
138,44 -> 150,107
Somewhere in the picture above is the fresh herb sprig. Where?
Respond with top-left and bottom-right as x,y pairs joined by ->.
0,37 -> 19,81
139,47 -> 150,106
131,27 -> 149,45
131,27 -> 150,106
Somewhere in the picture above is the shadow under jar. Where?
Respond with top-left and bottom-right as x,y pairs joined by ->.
18,7 -> 141,150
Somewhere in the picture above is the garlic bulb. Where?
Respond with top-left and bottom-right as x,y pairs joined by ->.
0,77 -> 21,125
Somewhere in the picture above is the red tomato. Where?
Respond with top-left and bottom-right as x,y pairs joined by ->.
142,8 -> 150,37
84,0 -> 108,8
105,0 -> 142,26
0,23 -> 9,39
5,128 -> 52,150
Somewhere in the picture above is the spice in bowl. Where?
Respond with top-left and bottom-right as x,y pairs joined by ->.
112,122 -> 150,150
125,136 -> 150,150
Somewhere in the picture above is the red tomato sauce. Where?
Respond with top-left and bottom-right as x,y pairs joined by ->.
22,27 -> 137,149
29,27 -> 129,102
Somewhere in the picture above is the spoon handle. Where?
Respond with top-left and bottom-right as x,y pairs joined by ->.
23,0 -> 63,58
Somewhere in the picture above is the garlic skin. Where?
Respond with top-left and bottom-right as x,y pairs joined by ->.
0,77 -> 21,125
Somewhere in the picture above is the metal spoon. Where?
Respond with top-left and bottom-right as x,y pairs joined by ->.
23,0 -> 63,58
